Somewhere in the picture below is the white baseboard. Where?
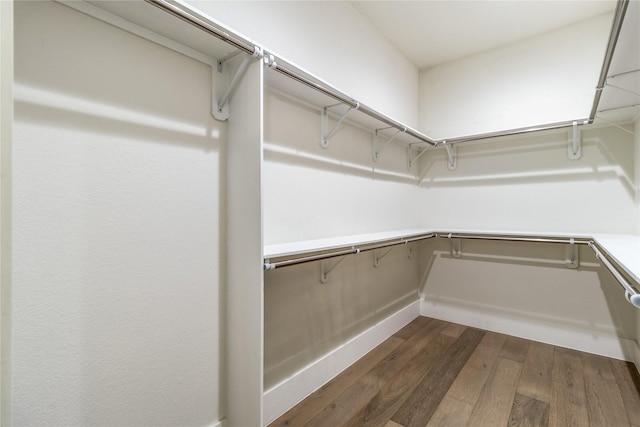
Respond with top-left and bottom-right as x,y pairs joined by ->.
421,299 -> 636,362
262,300 -> 420,425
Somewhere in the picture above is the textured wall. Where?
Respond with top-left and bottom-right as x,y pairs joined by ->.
12,2 -> 223,425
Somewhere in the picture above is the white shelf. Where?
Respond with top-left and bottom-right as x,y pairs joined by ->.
265,229 -> 640,287
593,234 -> 640,283
264,228 -> 433,259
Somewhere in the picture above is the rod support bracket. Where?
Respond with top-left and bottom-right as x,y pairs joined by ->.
373,127 -> 405,162
568,121 -> 581,160
448,233 -> 461,258
565,237 -> 579,268
321,102 -> 360,148
443,141 -> 457,170
320,248 -> 358,283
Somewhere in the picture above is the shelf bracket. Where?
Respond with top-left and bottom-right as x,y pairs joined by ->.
321,102 -> 360,148
320,249 -> 356,283
373,127 -> 405,162
568,121 -> 581,160
448,233 -> 461,258
407,145 -> 429,170
213,46 -> 263,121
443,141 -> 457,170
373,247 -> 394,267
565,238 -> 579,269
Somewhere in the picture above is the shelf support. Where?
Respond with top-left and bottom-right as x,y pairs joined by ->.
321,250 -> 355,283
373,247 -> 394,267
373,127 -> 405,162
321,102 -> 360,148
568,121 -> 581,160
407,145 -> 430,170
448,233 -> 461,258
213,46 -> 263,121
565,238 -> 579,269
443,141 -> 457,170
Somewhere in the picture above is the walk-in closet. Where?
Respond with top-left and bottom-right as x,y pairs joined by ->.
1,0 -> 640,426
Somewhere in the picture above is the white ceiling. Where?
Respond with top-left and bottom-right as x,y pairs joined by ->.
350,1 -> 616,69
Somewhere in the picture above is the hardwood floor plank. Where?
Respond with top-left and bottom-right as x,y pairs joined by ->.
584,375 -> 630,427
507,393 -> 549,427
425,396 -> 473,427
345,333 -> 456,426
500,335 -> 530,363
384,421 -> 403,427
612,360 -> 640,425
517,341 -> 554,403
549,347 -> 589,427
305,382 -> 378,427
440,322 -> 467,338
269,336 -> 404,427
467,357 -> 523,427
582,352 -> 616,382
391,328 -> 485,427
359,319 -> 448,391
392,316 -> 431,340
445,331 -> 508,406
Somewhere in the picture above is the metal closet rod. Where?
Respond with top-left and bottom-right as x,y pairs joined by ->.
436,232 -> 592,245
589,0 -> 629,122
436,119 -> 589,145
145,0 -> 437,147
263,233 -> 436,270
147,0 -> 629,150
439,232 -> 640,309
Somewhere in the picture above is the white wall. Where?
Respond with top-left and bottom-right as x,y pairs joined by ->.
12,2 -> 223,425
186,0 -> 420,129
0,0 -> 13,424
420,13 -> 612,141
263,89 -> 423,245
417,124 -> 637,235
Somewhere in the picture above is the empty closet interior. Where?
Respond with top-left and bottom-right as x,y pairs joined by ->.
3,0 -> 640,426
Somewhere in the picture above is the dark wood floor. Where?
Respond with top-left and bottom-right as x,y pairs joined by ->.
269,316 -> 640,427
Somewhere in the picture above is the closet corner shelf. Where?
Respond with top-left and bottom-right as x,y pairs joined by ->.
264,228 -> 433,259
264,229 -> 640,307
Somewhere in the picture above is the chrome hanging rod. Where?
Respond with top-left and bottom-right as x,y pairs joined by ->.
435,119 -> 590,146
436,232 -> 592,245
439,232 -> 640,309
145,0 -> 256,55
145,0 -> 437,147
589,242 -> 640,308
263,233 -> 435,271
589,0 -> 630,122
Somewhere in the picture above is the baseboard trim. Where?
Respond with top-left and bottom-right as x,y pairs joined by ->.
263,300 -> 420,425
420,299 -> 636,361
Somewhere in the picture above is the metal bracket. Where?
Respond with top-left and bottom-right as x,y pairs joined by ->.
263,258 -> 275,271
448,233 -> 461,258
373,247 -> 394,267
320,250 -> 357,283
443,141 -> 457,170
213,46 -> 263,121
321,102 -> 360,148
565,238 -> 579,269
373,127 -> 405,162
568,121 -> 581,160
407,145 -> 429,170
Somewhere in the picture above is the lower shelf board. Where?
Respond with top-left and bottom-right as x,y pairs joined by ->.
268,316 -> 640,427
